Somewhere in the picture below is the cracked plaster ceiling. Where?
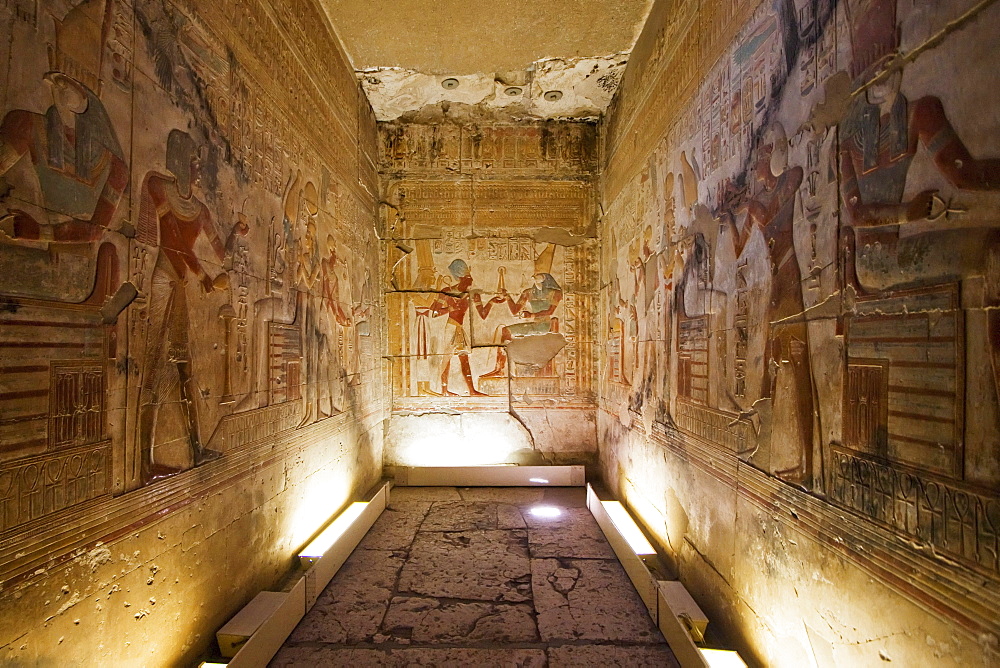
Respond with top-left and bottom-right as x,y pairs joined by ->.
318,0 -> 655,121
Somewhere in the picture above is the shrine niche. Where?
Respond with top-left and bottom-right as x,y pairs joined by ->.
381,121 -> 599,462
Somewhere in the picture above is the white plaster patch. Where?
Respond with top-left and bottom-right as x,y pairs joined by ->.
360,54 -> 628,121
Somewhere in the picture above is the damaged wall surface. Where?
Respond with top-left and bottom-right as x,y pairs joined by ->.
380,120 -> 600,468
0,0 -> 383,664
599,0 -> 1000,665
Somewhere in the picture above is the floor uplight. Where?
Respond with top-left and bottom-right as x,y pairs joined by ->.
700,648 -> 748,668
601,500 -> 656,555
529,506 -> 562,518
298,502 -> 368,559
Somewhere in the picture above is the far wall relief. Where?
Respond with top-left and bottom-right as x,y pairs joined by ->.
603,0 -> 1000,578
0,0 -> 379,533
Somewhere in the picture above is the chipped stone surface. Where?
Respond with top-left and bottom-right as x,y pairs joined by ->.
532,558 -> 662,642
281,498 -> 672,663
525,507 -> 617,559
420,501 -> 499,531
382,596 -> 538,643
548,644 -> 681,667
271,646 -> 548,667
399,529 -> 532,602
360,55 -> 628,122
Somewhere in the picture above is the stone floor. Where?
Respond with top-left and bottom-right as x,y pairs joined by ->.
272,486 -> 679,667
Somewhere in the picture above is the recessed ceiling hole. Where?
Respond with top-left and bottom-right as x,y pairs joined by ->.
543,90 -> 563,102
505,87 -> 523,96
441,78 -> 460,90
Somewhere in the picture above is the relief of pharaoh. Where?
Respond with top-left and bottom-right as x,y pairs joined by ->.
135,129 -> 229,483
722,124 -> 814,485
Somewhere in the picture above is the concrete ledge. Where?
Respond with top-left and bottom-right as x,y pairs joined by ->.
301,483 -> 390,609
395,465 -> 585,486
214,482 -> 390,667
586,483 -> 710,668
226,579 -> 305,668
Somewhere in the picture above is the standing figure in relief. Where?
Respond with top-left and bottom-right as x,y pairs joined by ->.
419,259 -> 493,396
136,130 -> 228,483
724,124 -> 814,484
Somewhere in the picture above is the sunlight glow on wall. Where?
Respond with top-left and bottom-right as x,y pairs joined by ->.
601,500 -> 657,555
397,426 -> 520,466
298,502 -> 368,559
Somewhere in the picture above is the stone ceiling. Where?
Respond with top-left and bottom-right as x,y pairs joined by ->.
318,0 -> 655,121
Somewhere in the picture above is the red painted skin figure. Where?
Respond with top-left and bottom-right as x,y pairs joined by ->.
136,130 -> 228,483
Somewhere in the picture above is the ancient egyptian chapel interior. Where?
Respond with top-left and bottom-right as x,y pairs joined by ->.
0,0 -> 998,665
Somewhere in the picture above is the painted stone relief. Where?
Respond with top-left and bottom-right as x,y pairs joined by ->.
602,0 -> 1000,579
382,123 -> 598,419
0,0 -> 379,533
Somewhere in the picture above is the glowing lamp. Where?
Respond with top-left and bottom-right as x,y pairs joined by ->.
529,506 -> 562,518
528,477 -> 549,484
199,663 -> 228,667
700,648 -> 748,667
298,502 -> 368,560
601,500 -> 656,555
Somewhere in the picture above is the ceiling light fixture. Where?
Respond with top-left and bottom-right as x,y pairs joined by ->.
543,90 -> 563,102
441,78 -> 459,90
505,86 -> 523,96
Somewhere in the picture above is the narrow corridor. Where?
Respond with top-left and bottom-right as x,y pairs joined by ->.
271,486 -> 678,666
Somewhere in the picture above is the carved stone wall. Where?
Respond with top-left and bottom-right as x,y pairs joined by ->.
0,0 -> 383,664
380,120 -> 599,466
599,0 -> 1000,665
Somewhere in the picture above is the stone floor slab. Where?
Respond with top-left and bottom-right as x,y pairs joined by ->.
399,529 -> 531,602
381,596 -> 538,643
357,504 -> 430,551
288,550 -> 403,644
457,487 -> 547,504
271,646 -> 547,667
548,644 -> 681,667
525,507 -> 617,559
420,501 -> 498,531
532,558 -> 664,643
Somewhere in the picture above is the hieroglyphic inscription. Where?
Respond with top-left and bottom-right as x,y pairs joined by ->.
676,400 -> 752,453
678,315 -> 710,403
830,448 -> 1000,578
268,323 -> 302,405
0,441 -> 111,534
48,363 -> 104,449
218,402 -> 301,451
